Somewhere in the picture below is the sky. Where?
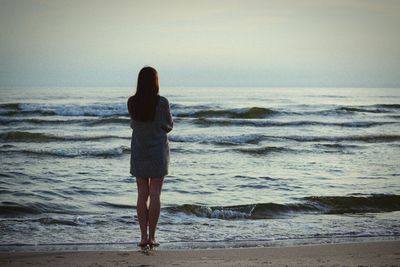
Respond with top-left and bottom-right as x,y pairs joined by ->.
0,0 -> 399,87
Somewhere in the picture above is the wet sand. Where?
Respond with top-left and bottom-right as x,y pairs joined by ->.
1,240 -> 399,266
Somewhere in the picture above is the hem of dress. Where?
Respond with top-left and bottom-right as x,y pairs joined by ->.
130,173 -> 168,178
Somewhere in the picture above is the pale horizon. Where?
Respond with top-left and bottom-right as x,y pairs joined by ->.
1,0 -> 400,88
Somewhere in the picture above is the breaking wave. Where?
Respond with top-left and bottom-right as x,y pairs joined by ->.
0,201 -> 86,216
164,194 -> 400,219
1,103 -> 399,120
169,133 -> 400,146
3,194 -> 398,219
0,131 -> 129,142
192,118 -> 396,128
0,103 -> 128,117
233,146 -> 293,155
177,107 -> 276,119
0,117 -> 130,126
0,146 -> 130,158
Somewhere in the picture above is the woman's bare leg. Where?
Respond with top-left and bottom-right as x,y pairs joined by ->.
148,177 -> 164,245
136,177 -> 150,245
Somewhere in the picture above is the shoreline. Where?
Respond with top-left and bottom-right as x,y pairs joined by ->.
1,240 -> 399,266
1,235 -> 399,252
2,235 -> 399,252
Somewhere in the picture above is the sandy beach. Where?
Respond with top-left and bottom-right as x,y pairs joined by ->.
1,240 -> 399,267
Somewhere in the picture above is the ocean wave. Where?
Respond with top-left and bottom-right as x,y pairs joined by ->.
175,104 -> 399,119
334,107 -> 382,113
0,146 -> 130,158
2,115 -> 394,129
95,201 -> 136,209
169,133 -> 400,146
0,201 -> 86,216
371,104 -> 400,109
164,194 -> 400,219
1,102 -> 399,119
2,194 -> 398,218
0,216 -> 84,226
266,104 -> 397,116
314,143 -> 361,153
192,118 -> 396,128
0,117 -> 130,126
301,195 -> 400,214
0,131 -> 129,142
0,103 -> 128,117
0,103 -> 20,109
0,201 -> 134,217
85,117 -> 130,126
37,217 -> 84,226
0,118 -> 88,125
169,134 -> 265,146
9,131 -> 396,147
329,104 -> 400,114
279,134 -> 400,143
175,107 -> 276,119
233,146 -> 293,155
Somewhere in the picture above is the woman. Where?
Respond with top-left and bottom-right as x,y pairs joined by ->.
127,66 -> 173,248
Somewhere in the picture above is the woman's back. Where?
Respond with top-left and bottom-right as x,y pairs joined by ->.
129,95 -> 173,177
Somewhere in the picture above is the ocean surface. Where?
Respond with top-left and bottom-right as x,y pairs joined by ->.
1,87 -> 400,251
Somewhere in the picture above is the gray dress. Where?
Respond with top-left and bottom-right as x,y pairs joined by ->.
129,96 -> 173,178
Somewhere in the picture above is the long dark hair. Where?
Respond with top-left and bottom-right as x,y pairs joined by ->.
128,66 -> 160,121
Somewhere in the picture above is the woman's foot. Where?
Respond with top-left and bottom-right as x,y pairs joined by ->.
148,238 -> 160,247
137,238 -> 148,247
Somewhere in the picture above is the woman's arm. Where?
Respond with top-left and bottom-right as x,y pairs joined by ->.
161,98 -> 173,133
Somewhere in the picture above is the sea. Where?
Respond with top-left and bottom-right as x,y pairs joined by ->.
0,86 -> 399,251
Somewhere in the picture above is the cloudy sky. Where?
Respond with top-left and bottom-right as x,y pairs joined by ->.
0,0 -> 399,87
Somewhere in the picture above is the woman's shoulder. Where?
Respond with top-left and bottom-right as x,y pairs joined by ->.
127,95 -> 134,106
158,96 -> 170,106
